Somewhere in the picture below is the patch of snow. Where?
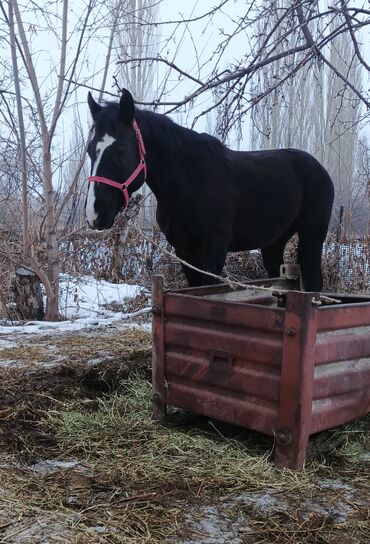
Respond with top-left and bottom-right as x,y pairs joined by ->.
0,359 -> 26,368
173,491 -> 284,544
180,504 -> 244,544
29,459 -> 88,476
170,481 -> 361,543
91,525 -> 117,534
358,452 -> 370,461
1,514 -> 79,544
318,479 -> 354,492
59,274 -> 143,320
0,274 -> 151,342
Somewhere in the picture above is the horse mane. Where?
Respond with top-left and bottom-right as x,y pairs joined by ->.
98,101 -> 226,159
137,109 -> 227,161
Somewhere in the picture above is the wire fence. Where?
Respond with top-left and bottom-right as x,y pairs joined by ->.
0,228 -> 369,320
59,229 -> 370,294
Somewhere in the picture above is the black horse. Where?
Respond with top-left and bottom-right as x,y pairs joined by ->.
85,89 -> 334,291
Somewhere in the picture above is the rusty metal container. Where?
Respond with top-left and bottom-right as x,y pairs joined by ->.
152,274 -> 370,470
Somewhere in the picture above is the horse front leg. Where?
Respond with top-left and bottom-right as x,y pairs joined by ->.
175,247 -> 227,287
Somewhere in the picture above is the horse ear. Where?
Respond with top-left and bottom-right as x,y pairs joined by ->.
88,92 -> 102,118
119,89 -> 135,125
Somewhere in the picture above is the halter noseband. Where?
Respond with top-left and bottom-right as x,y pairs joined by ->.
87,119 -> 147,209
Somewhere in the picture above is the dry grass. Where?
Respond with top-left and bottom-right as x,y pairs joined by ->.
45,377 -> 369,543
0,327 -> 369,543
48,378 -> 281,491
0,328 -> 151,367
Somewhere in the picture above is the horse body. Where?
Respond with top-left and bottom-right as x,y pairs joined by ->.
85,90 -> 334,291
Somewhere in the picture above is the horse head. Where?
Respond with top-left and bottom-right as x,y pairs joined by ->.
85,89 -> 146,230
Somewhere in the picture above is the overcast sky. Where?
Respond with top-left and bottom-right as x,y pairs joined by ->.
79,0 -> 251,145
4,1 -> 370,153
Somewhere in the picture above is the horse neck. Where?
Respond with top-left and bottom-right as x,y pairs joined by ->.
137,111 -> 203,202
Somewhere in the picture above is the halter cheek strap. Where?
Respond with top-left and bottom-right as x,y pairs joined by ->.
87,119 -> 147,208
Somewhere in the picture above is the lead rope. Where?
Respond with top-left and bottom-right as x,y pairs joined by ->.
131,220 -> 341,306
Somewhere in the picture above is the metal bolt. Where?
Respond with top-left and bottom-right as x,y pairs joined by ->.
285,327 -> 296,337
151,305 -> 161,316
276,428 -> 293,446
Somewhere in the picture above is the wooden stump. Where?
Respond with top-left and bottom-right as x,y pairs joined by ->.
12,266 -> 44,320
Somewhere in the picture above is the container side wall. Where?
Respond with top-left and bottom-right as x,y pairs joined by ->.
163,293 -> 285,435
312,306 -> 370,434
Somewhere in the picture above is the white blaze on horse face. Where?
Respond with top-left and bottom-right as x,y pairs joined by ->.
86,181 -> 98,226
86,134 -> 116,226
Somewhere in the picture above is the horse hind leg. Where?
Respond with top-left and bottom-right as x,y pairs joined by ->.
261,230 -> 295,278
261,224 -> 326,292
297,232 -> 325,292
296,168 -> 333,292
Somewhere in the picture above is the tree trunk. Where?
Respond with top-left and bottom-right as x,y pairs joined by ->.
8,0 -> 29,248
12,266 -> 44,320
111,195 -> 142,280
44,146 -> 60,321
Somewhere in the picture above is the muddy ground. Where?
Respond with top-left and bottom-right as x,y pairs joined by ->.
0,321 -> 369,543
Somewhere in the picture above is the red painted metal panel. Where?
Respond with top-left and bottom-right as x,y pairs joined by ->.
315,328 -> 370,364
165,293 -> 285,332
313,358 -> 370,399
317,304 -> 370,331
165,351 -> 281,401
166,382 -> 278,436
165,321 -> 282,367
311,391 -> 370,434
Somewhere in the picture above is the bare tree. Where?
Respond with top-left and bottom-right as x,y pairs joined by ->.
8,0 -> 28,247
0,0 -> 107,319
118,2 -> 370,122
113,0 -> 160,228
250,0 -> 366,234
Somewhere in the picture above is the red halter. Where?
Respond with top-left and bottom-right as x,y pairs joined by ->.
87,119 -> 147,208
